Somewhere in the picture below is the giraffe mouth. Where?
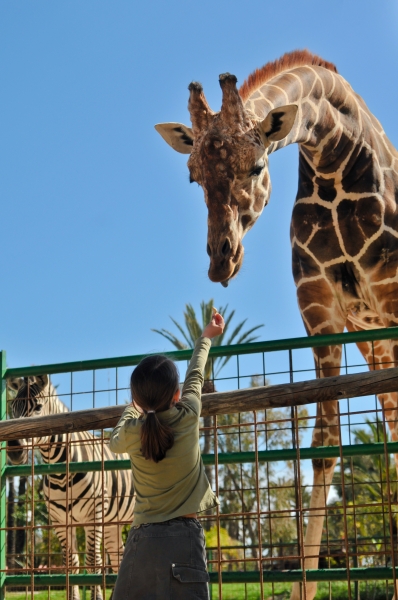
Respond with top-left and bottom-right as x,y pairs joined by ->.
220,262 -> 241,287
208,245 -> 243,284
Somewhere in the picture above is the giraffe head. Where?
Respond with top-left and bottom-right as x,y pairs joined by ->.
156,74 -> 297,286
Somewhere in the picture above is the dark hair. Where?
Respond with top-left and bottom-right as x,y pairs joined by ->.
131,355 -> 179,463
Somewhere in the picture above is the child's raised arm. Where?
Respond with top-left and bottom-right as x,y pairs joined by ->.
181,310 -> 225,413
201,309 -> 225,340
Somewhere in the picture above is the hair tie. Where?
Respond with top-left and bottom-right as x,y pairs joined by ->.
147,410 -> 156,414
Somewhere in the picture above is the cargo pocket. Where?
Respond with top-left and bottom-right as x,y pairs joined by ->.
171,563 -> 210,599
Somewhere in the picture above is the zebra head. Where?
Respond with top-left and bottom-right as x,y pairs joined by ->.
6,375 -> 50,465
8,374 -> 50,419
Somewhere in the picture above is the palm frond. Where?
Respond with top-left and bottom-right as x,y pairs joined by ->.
184,305 -> 202,342
152,300 -> 264,382
150,328 -> 188,350
234,325 -> 264,345
170,317 -> 193,348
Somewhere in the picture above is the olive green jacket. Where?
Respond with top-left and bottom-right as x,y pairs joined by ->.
109,336 -> 219,525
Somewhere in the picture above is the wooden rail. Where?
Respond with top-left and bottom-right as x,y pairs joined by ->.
1,366 -> 398,441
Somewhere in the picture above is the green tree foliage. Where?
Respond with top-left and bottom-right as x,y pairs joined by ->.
327,419 -> 398,568
214,406 -> 309,569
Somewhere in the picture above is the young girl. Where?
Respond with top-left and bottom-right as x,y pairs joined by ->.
110,311 -> 225,599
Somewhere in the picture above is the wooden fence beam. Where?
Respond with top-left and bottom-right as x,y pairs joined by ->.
1,366 -> 398,441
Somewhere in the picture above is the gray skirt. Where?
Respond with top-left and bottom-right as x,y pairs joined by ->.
113,517 -> 210,600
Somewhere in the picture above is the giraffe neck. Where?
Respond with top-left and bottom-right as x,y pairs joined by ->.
245,64 -> 398,178
244,63 -> 398,332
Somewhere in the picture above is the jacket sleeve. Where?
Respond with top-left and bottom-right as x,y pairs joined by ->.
109,404 -> 140,454
180,337 -> 211,416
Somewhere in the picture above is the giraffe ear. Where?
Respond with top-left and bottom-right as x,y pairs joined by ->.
258,105 -> 298,145
154,123 -> 194,154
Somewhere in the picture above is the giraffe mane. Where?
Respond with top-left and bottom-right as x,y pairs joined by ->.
239,49 -> 338,103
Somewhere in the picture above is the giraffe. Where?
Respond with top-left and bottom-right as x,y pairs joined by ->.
154,50 -> 398,599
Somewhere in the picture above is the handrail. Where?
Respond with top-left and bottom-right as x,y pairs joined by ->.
4,326 -> 398,378
1,365 -> 398,440
5,439 -> 398,477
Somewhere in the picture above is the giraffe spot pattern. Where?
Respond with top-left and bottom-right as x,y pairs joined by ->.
342,145 -> 381,193
292,245 -> 321,283
359,230 -> 398,271
315,176 -> 337,202
308,226 -> 342,262
297,278 -> 334,310
325,262 -> 359,298
314,102 -> 336,139
318,131 -> 355,174
296,155 -> 315,199
336,198 -> 380,256
372,281 -> 398,320
312,458 -> 337,471
292,203 -> 334,244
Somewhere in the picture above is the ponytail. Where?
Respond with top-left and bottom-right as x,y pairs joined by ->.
130,355 -> 179,463
140,413 -> 174,463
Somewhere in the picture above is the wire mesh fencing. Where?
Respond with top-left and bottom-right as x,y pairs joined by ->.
2,328 -> 398,599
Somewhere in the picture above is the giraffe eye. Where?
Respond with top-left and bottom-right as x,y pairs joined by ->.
250,165 -> 264,177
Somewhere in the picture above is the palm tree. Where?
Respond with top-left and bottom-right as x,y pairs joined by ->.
152,300 -> 264,487
152,299 -> 263,386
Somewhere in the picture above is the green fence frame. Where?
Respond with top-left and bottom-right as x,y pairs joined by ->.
3,326 -> 398,595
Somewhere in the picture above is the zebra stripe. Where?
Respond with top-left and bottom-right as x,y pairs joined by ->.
7,374 -> 135,600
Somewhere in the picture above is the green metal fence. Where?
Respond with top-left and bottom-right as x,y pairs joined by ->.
3,327 -> 398,599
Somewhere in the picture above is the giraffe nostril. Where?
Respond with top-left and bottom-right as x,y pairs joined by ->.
206,243 -> 212,257
221,239 -> 231,257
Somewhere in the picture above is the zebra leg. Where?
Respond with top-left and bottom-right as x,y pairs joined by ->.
85,524 -> 104,600
104,524 -> 125,572
54,526 -> 80,600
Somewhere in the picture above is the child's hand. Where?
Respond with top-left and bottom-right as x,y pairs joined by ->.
201,308 -> 225,339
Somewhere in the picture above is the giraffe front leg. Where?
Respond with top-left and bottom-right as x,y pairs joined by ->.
347,324 -> 398,599
379,392 -> 398,600
290,398 -> 339,600
291,282 -> 346,599
85,524 -> 104,600
290,455 -> 337,600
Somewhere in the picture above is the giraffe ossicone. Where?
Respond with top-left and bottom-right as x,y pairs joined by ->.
155,49 -> 398,600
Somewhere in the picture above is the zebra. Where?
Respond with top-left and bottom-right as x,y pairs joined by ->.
7,374 -> 135,600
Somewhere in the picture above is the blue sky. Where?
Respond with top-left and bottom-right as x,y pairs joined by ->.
1,1 -> 398,369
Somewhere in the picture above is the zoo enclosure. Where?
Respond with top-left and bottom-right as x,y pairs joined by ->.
2,327 -> 398,599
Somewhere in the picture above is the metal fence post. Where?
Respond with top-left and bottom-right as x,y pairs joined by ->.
0,351 -> 7,600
